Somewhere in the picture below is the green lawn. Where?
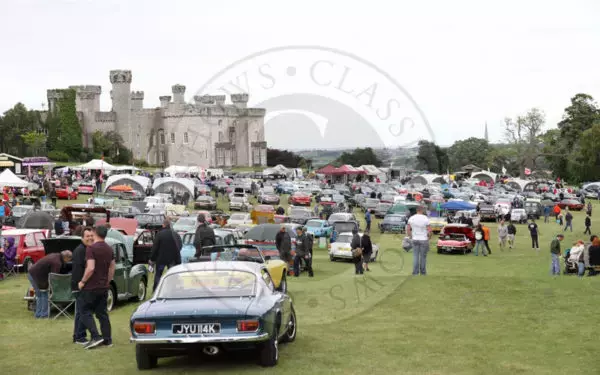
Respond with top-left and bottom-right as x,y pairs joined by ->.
1,197 -> 599,374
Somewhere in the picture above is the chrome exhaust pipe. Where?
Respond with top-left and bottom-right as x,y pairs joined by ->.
203,345 -> 220,356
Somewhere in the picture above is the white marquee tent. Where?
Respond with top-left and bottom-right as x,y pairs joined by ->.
0,168 -> 29,188
76,159 -> 117,171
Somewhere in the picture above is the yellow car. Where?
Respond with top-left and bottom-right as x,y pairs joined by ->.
197,245 -> 290,293
429,217 -> 448,234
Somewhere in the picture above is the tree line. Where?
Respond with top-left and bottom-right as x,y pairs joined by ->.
415,93 -> 600,183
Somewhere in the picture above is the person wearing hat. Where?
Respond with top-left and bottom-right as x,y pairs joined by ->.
550,234 -> 564,276
293,226 -> 313,277
193,214 -> 216,257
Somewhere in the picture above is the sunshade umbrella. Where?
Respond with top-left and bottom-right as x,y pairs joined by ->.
18,210 -> 54,230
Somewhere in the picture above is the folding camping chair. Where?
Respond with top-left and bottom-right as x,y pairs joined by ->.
47,273 -> 75,319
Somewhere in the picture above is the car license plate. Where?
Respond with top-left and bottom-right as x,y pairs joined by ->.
392,226 -> 400,230
172,323 -> 221,335
340,247 -> 351,252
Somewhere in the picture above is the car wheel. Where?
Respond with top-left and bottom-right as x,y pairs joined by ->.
137,278 -> 147,301
107,285 -> 116,312
23,258 -> 34,272
281,306 -> 297,343
329,255 -> 335,261
259,326 -> 279,367
136,344 -> 158,370
278,273 -> 288,294
437,247 -> 442,254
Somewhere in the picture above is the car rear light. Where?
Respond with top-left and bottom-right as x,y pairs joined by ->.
237,320 -> 260,332
29,288 -> 35,297
133,321 -> 156,335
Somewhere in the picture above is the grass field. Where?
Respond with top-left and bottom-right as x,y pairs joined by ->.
1,196 -> 599,374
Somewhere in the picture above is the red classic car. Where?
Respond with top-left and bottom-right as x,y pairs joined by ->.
56,187 -> 78,200
77,183 -> 95,194
288,192 -> 312,206
437,233 -> 473,255
439,224 -> 475,244
557,199 -> 584,211
3,229 -> 48,271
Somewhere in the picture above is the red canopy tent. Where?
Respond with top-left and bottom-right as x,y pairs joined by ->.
331,165 -> 366,175
316,165 -> 337,174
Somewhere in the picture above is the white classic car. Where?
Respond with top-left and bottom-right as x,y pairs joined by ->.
226,213 -> 253,228
329,232 -> 379,262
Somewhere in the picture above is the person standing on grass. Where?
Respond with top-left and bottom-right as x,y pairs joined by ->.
586,202 -> 592,217
528,219 -> 540,252
350,228 -> 364,275
584,214 -> 592,235
543,205 -> 551,223
473,224 -> 487,256
553,204 -> 561,222
365,209 -> 372,231
497,220 -> 508,250
71,227 -> 95,345
564,208 -> 573,232
507,221 -> 517,249
293,226 -> 313,277
361,229 -> 373,272
78,225 -> 115,349
149,219 -> 182,292
482,224 -> 492,255
406,206 -> 432,274
550,234 -> 564,276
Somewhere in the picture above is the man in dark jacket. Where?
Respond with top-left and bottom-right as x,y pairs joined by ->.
150,219 -> 182,291
507,221 -> 517,249
293,227 -> 313,277
275,226 -> 292,264
193,214 -> 216,257
564,209 -> 573,232
28,250 -> 72,318
584,214 -> 591,235
71,227 -> 95,344
350,228 -> 363,274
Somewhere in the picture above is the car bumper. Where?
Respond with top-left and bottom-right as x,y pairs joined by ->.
330,250 -> 353,259
130,333 -> 269,344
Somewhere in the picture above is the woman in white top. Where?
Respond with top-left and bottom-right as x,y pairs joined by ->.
569,241 -> 585,263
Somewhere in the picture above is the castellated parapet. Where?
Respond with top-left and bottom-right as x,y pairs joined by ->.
110,70 -> 132,84
159,96 -> 171,108
131,91 -> 145,100
231,93 -> 249,108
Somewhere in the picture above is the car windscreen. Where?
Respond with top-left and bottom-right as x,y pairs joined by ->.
337,234 -> 353,243
306,220 -> 322,227
196,196 -> 213,202
13,206 -> 33,215
291,209 -> 310,217
157,270 -> 256,299
175,218 -> 196,227
384,216 -> 405,223
329,214 -> 347,222
334,222 -> 357,233
230,214 -> 247,220
231,197 -> 243,203
366,198 -> 380,205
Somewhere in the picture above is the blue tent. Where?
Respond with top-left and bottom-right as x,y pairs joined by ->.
441,201 -> 476,211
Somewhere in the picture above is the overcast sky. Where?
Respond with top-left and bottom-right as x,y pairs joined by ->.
1,0 -> 599,149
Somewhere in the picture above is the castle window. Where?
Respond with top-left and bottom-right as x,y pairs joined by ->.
149,134 -> 154,147
160,151 -> 166,163
159,131 -> 165,145
217,149 -> 225,166
218,131 -> 224,142
229,127 -> 236,145
255,131 -> 260,141
218,120 -> 223,127
170,133 -> 175,144
183,132 -> 189,144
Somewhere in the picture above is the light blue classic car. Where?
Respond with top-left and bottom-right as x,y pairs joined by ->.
130,261 -> 297,370
180,229 -> 238,263
305,219 -> 332,238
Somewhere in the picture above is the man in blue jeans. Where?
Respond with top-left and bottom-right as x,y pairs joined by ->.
71,227 -> 95,344
550,234 -> 564,275
406,206 -> 431,275
27,250 -> 73,318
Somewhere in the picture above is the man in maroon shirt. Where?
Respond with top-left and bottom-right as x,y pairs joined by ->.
78,225 -> 116,349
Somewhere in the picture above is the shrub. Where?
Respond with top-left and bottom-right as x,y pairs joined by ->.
48,150 -> 69,162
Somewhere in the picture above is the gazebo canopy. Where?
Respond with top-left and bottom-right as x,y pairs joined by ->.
331,165 -> 366,175
471,171 -> 497,183
77,159 -> 116,171
316,164 -> 337,175
0,169 -> 29,187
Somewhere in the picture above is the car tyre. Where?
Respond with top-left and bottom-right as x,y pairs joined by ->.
136,344 -> 158,370
137,278 -> 147,301
278,273 -> 288,294
259,326 -> 279,367
107,285 -> 117,312
281,305 -> 297,343
437,247 -> 442,254
329,255 -> 335,261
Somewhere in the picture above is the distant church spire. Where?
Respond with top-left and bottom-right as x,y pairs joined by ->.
484,122 -> 489,142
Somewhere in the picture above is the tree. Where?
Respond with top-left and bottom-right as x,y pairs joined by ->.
447,137 -> 490,171
558,94 -> 600,149
415,140 -> 448,173
504,108 -> 545,176
335,147 -> 382,167
0,103 -> 39,155
266,148 -> 306,167
56,89 -> 83,159
92,130 -> 132,164
21,131 -> 47,156
572,123 -> 600,182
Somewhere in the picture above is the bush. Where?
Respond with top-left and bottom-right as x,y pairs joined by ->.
133,159 -> 149,167
48,150 -> 69,162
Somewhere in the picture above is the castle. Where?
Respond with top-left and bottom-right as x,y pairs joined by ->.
44,70 -> 267,168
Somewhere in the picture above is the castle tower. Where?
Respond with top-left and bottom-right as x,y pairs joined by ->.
231,93 -> 249,109
484,122 -> 489,142
46,89 -> 64,113
131,91 -> 144,110
172,84 -> 186,104
109,69 -> 132,143
159,96 -> 171,108
70,85 -> 102,113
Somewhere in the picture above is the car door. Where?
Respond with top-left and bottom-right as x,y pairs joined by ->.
134,231 -> 154,265
260,268 -> 289,336
112,244 -> 127,297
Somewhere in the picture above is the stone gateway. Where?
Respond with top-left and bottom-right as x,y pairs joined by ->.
44,70 -> 267,168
